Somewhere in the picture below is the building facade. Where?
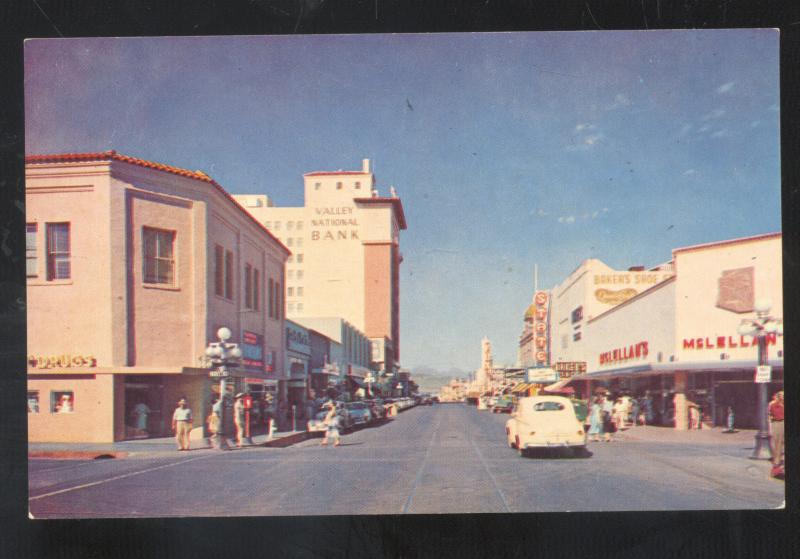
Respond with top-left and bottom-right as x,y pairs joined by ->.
26,151 -> 289,442
568,233 -> 783,430
233,159 -> 406,374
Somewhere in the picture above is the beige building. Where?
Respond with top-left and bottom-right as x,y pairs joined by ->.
26,151 -> 289,442
233,159 -> 406,374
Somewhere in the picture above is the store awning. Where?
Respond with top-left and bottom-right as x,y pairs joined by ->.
512,383 -> 532,394
542,378 -> 574,393
569,358 -> 784,381
346,375 -> 367,388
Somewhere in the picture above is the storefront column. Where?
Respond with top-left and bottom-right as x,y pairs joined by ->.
674,371 -> 688,430
584,379 -> 591,400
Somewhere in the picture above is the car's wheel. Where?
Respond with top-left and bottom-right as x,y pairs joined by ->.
515,436 -> 524,456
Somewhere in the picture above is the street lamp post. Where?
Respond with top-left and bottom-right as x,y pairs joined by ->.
737,298 -> 783,461
396,382 -> 403,398
205,327 -> 243,451
364,373 -> 375,398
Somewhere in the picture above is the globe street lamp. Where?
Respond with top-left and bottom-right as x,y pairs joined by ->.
205,327 -> 243,451
737,298 -> 783,460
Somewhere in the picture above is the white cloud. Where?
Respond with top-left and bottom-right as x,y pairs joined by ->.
710,129 -> 729,138
702,109 -> 726,121
605,93 -> 631,110
683,169 -> 695,176
574,123 -> 594,132
678,124 -> 692,136
535,208 -> 548,216
592,211 -> 599,218
584,133 -> 603,146
698,125 -> 710,133
716,81 -> 735,94
602,207 -> 609,213
751,120 -> 761,128
557,215 -> 576,224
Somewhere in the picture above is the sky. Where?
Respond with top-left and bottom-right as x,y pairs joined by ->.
25,30 -> 781,374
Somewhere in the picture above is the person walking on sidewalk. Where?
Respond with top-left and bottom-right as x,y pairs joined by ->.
768,390 -> 784,467
234,393 -> 246,447
320,402 -> 341,447
171,398 -> 193,451
588,396 -> 604,442
602,395 -> 616,442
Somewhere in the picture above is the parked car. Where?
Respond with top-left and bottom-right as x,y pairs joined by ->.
505,395 -> 588,457
365,399 -> 385,420
492,395 -> 514,413
345,401 -> 373,426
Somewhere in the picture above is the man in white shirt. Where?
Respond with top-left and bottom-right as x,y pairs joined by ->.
171,398 -> 193,451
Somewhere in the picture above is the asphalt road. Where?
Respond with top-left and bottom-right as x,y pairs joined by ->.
29,403 -> 784,517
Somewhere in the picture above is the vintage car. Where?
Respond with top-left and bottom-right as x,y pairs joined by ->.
344,401 -> 373,426
505,395 -> 588,457
492,395 -> 514,414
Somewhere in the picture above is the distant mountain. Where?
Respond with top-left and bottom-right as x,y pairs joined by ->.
409,366 -> 472,393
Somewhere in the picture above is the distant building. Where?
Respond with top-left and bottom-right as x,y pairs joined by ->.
233,159 -> 406,375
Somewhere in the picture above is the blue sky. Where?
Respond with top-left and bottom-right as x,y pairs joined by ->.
25,30 -> 781,373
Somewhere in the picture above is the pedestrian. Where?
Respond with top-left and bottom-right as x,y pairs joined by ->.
768,390 -> 784,468
631,397 -> 640,427
602,395 -> 616,442
206,396 -> 221,447
320,402 -> 341,447
588,396 -> 604,442
171,397 -> 193,451
131,401 -> 151,437
642,392 -> 654,425
233,393 -> 247,447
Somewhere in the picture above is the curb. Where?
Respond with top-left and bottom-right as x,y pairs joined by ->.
260,431 -> 312,448
29,451 -> 130,460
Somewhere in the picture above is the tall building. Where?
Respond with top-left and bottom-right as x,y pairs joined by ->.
233,159 -> 407,374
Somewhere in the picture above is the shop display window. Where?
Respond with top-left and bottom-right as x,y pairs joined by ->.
51,391 -> 74,413
28,391 -> 39,413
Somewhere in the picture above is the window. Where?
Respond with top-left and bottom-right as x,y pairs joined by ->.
276,281 -> 282,318
533,401 -> 565,412
296,254 -> 304,264
287,286 -> 294,297
214,245 -> 225,296
288,270 -> 295,280
46,223 -> 70,280
287,255 -> 294,264
336,182 -> 343,190
296,270 -> 304,280
296,221 -> 303,230
51,391 -> 74,413
268,278 -> 275,318
27,391 -> 39,413
225,250 -> 234,299
286,238 -> 293,247
244,264 -> 253,308
288,301 -> 296,312
297,303 -> 303,313
273,221 -> 281,230
264,221 -> 272,229
26,223 -> 37,277
143,227 -> 176,285
286,221 -> 294,231
314,182 -> 321,190
355,181 -> 361,189
296,237 -> 303,247
297,287 -> 304,297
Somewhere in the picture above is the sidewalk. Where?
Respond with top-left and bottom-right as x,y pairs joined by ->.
613,424 -> 757,446
28,430 -> 311,460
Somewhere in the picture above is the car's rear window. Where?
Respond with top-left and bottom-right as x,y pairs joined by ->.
533,401 -> 565,411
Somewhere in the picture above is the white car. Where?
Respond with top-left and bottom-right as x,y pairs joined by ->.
505,395 -> 588,457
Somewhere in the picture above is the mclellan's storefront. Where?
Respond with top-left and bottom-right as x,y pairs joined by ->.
568,232 -> 783,430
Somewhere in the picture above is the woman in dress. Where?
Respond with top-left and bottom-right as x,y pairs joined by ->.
588,396 -> 604,442
320,402 -> 341,447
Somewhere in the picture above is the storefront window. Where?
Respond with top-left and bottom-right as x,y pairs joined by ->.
51,391 -> 74,413
28,391 -> 39,413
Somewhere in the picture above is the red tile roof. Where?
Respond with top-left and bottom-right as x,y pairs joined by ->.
353,197 -> 407,230
25,151 -> 291,255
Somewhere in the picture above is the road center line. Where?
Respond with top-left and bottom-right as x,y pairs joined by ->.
29,453 -> 219,502
401,417 -> 442,514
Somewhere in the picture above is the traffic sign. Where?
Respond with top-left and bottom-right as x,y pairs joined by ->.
754,365 -> 771,384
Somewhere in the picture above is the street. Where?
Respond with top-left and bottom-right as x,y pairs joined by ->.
29,403 -> 784,518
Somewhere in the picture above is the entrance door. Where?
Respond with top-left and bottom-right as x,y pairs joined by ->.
125,378 -> 165,439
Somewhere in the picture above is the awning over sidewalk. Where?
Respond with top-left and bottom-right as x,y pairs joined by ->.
512,383 -> 533,394
542,378 -> 574,393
